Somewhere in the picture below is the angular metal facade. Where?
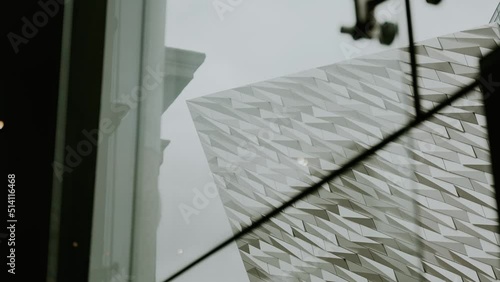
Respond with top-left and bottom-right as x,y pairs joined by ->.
188,24 -> 500,282
491,3 -> 500,24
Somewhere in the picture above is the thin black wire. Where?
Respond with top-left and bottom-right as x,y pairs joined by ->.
163,79 -> 480,282
405,0 -> 422,118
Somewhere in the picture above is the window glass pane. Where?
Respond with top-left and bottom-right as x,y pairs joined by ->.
85,1 -> 500,282
86,0 -> 500,281
159,1 -> 414,280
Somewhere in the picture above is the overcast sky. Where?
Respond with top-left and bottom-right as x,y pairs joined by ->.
157,1 -> 500,281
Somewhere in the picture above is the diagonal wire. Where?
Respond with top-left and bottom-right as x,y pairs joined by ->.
163,78 -> 480,282
405,0 -> 422,118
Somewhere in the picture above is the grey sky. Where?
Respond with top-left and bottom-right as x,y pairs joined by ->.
157,1 -> 499,281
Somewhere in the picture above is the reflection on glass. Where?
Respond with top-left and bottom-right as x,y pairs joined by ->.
159,1 -> 413,280
157,1 -> 500,282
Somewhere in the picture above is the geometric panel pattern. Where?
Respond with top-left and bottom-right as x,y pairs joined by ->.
188,24 -> 500,282
491,3 -> 500,24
